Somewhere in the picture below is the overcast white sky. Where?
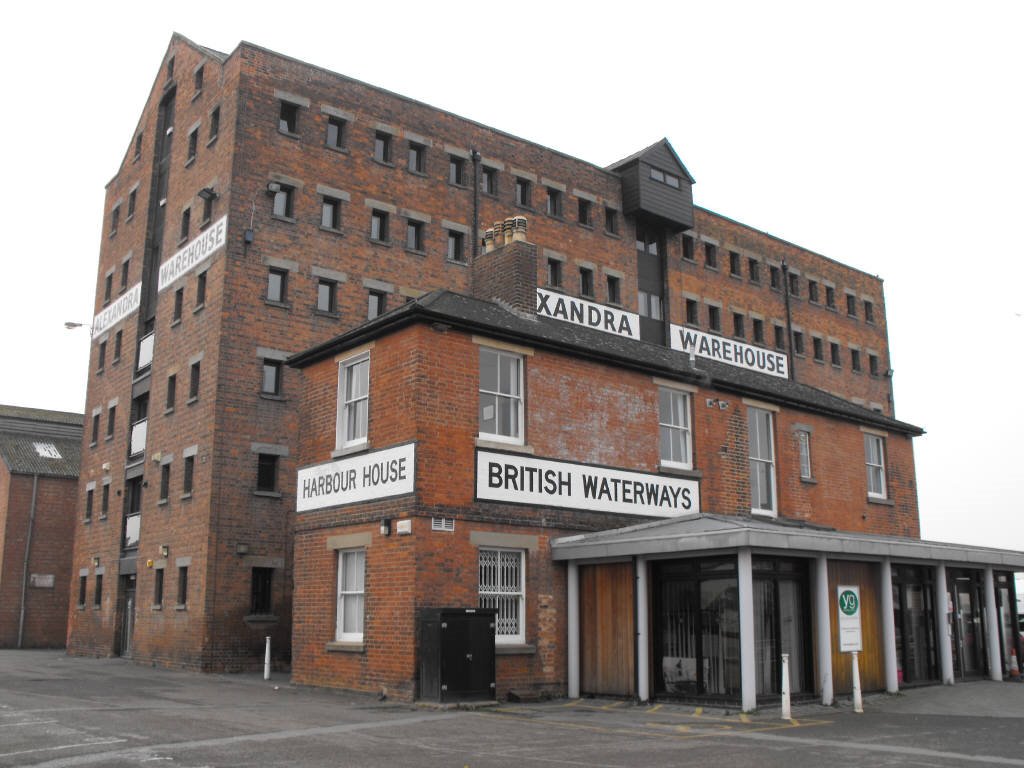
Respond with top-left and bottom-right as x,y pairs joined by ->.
1,1 -> 1020,550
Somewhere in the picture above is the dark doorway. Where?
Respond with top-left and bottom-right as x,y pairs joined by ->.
117,574 -> 136,658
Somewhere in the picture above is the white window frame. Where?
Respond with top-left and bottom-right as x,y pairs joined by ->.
478,547 -> 525,645
865,434 -> 887,499
478,348 -> 524,445
658,387 -> 692,470
748,406 -> 777,516
335,548 -> 366,643
797,430 -> 812,480
336,353 -> 370,451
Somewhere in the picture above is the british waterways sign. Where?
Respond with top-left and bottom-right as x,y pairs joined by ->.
476,450 -> 699,518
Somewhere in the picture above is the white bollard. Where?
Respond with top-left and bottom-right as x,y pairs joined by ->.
781,653 -> 791,720
851,651 -> 863,713
264,635 -> 271,681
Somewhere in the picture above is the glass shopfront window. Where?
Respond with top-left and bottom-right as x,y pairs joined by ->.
891,565 -> 938,685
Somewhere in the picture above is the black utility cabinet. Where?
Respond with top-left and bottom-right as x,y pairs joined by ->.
419,607 -> 496,702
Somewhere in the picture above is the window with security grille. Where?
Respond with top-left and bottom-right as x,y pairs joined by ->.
478,548 -> 525,644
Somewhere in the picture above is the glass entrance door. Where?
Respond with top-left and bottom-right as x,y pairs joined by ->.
951,573 -> 986,679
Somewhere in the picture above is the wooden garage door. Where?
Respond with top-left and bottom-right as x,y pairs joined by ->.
580,562 -> 635,696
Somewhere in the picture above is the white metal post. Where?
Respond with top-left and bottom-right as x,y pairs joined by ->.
851,651 -> 863,713
814,555 -> 833,706
780,653 -> 791,720
636,557 -> 650,703
264,635 -> 271,680
879,558 -> 899,693
983,567 -> 1002,681
567,562 -> 580,699
737,548 -> 757,713
934,564 -> 954,685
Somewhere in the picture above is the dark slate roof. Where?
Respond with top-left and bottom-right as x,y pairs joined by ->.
289,290 -> 922,437
0,405 -> 83,477
606,138 -> 696,184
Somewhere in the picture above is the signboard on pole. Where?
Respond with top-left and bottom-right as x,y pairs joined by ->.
837,585 -> 863,652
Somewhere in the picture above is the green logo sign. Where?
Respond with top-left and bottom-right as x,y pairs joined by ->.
839,589 -> 859,616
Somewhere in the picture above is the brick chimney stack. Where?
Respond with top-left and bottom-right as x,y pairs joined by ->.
471,216 -> 537,314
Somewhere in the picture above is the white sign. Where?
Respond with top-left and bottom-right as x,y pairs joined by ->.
837,584 -> 863,652
296,443 -> 415,513
536,288 -> 640,340
92,283 -> 142,339
476,450 -> 699,518
33,443 -> 62,459
158,215 -> 228,292
670,325 -> 789,379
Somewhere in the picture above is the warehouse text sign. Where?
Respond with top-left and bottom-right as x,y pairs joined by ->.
158,215 -> 228,292
296,443 -> 415,513
476,450 -> 698,517
671,325 -> 789,379
92,283 -> 141,339
536,288 -> 640,340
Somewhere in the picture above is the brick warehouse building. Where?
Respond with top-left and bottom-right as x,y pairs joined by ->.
69,33 -> 1021,697
0,405 -> 82,648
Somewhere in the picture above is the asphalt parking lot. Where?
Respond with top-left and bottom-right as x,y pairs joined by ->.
2,650 -> 1023,767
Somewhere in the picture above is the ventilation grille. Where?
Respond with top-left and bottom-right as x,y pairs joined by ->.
431,517 -> 455,532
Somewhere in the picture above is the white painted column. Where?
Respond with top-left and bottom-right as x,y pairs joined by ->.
879,558 -> 899,693
934,563 -> 954,685
814,555 -> 833,706
737,548 -> 757,712
636,556 -> 650,702
983,567 -> 1002,682
567,562 -> 580,699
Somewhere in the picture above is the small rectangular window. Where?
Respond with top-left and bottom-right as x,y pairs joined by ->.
482,167 -> 498,196
179,207 -> 190,241
267,268 -> 287,303
271,185 -> 294,219
101,484 -> 109,517
788,271 -> 800,296
370,210 -> 389,242
196,271 -> 207,307
408,142 -> 426,173
579,267 -> 594,298
201,193 -> 214,225
159,463 -> 170,502
367,290 -> 386,319
338,354 -> 370,449
406,220 -> 424,252
209,107 -> 220,142
704,242 -> 717,269
90,413 -> 99,445
479,548 -> 525,644
682,235 -> 695,262
830,342 -> 841,367
183,455 -> 195,495
326,117 -> 346,150
825,285 -> 836,309
606,275 -> 621,304
321,196 -> 342,230
336,549 -> 365,642
546,258 -> 562,288
813,336 -> 824,362
256,453 -> 278,493
770,265 -> 781,290
793,331 -> 805,355
187,128 -> 198,164
708,305 -> 721,332
106,405 -> 116,439
846,293 -> 857,317
251,568 -> 273,615
864,300 -> 875,324
85,488 -> 94,521
752,318 -> 764,344
546,187 -> 562,217
515,177 -> 531,208
798,430 -> 812,480
166,374 -> 176,411
604,207 -> 618,235
94,573 -> 103,607
110,205 -> 120,236
317,279 -> 337,313
112,331 -> 122,363
869,353 -> 880,377
851,348 -> 862,372
279,102 -> 299,134
808,280 -> 819,303
658,388 -> 692,469
193,65 -> 203,93
79,575 -> 88,606
104,273 -> 113,304
578,198 -> 591,226
865,434 -> 887,499
733,312 -> 745,338
153,568 -> 164,607
262,359 -> 282,395
774,324 -> 786,350
189,361 -> 201,400
729,251 -> 741,277
685,298 -> 698,325
373,132 -> 392,163
449,155 -> 466,185
97,340 -> 107,372
177,567 -> 188,606
134,133 -> 143,161
447,230 -> 465,263
127,190 -> 136,221
748,258 -> 760,284
748,407 -> 777,515
120,259 -> 130,291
